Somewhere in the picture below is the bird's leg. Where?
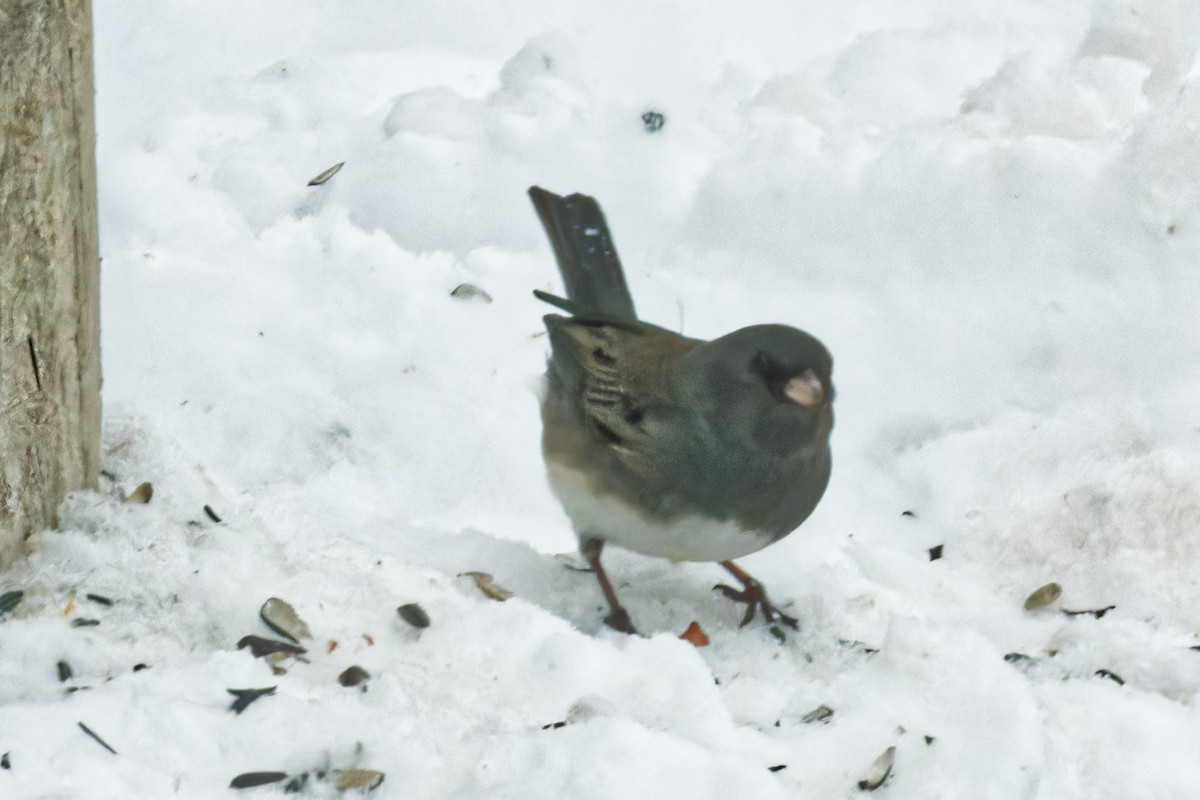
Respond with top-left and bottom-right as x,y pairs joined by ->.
714,561 -> 799,630
581,538 -> 637,634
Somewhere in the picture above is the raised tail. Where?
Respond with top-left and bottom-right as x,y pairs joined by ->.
528,186 -> 637,320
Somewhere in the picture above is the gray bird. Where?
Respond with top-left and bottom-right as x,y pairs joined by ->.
530,186 -> 833,634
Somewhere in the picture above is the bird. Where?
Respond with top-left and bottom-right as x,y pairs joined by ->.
529,186 -> 834,634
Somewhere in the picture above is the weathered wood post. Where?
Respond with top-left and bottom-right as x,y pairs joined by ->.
1,0 -> 102,567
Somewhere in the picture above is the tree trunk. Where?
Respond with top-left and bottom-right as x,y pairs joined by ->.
0,0 -> 102,567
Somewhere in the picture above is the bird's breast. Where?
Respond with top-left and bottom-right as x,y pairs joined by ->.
545,462 -> 777,562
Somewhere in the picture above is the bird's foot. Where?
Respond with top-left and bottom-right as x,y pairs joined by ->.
714,574 -> 799,630
603,605 -> 638,635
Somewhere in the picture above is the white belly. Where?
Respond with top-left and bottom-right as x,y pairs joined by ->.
547,463 -> 775,562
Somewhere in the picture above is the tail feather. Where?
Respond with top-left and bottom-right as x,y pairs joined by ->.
528,186 -> 637,320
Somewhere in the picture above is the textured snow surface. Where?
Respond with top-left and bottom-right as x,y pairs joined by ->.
2,0 -> 1200,797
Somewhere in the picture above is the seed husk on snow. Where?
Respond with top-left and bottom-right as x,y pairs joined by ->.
338,666 -> 370,687
0,590 -> 24,616
679,621 -> 710,647
768,764 -> 787,772
307,161 -> 344,186
228,686 -> 277,714
203,505 -> 222,523
85,593 -> 113,606
1063,605 -> 1115,619
336,769 -> 384,791
641,109 -> 666,132
71,618 -> 100,628
801,705 -> 834,724
78,722 -> 117,754
1023,582 -> 1062,611
928,544 -> 944,561
260,598 -> 312,643
230,772 -> 289,789
1,752 -> 9,769
1095,669 -> 1125,685
237,635 -> 307,658
57,661 -> 73,682
857,746 -> 896,791
284,773 -> 309,793
450,283 -> 493,303
554,552 -> 592,572
126,482 -> 153,503
459,572 -> 513,602
397,603 -> 430,629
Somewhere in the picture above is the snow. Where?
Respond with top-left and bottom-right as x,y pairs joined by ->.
3,0 -> 1200,797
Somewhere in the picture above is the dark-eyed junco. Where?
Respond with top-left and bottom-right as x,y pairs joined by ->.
530,186 -> 834,634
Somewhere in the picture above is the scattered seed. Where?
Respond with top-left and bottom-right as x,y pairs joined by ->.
1,752 -> 9,769
1023,582 -> 1062,611
641,109 -> 666,132
338,666 -> 370,687
228,686 -> 277,714
85,593 -> 113,606
362,634 -> 374,646
328,640 -> 339,653
857,746 -> 896,791
542,721 -> 567,730
801,705 -> 834,724
459,572 -> 513,602
284,773 -> 309,793
132,663 -> 149,672
679,621 -> 710,647
768,764 -> 787,773
237,635 -> 307,659
230,772 -> 288,789
450,283 -> 493,303
901,510 -> 916,518
336,769 -> 384,791
553,553 -> 592,572
0,590 -> 24,616
768,625 -> 787,643
57,661 -> 73,682
77,722 -> 117,754
71,619 -> 100,628
203,505 -> 222,523
307,161 -> 344,186
397,603 -> 430,629
1095,669 -> 1125,685
127,482 -> 153,503
260,598 -> 312,643
1004,652 -> 1035,664
63,595 -> 75,616
1062,605 -> 1115,619
928,544 -> 944,561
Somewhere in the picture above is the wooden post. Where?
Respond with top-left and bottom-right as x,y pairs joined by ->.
0,0 -> 102,566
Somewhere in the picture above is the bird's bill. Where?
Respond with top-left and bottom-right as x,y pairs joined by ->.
783,369 -> 826,408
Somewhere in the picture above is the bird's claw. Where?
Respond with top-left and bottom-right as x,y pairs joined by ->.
713,582 -> 799,630
603,606 -> 639,635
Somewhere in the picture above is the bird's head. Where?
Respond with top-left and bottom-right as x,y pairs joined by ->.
680,324 -> 834,451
